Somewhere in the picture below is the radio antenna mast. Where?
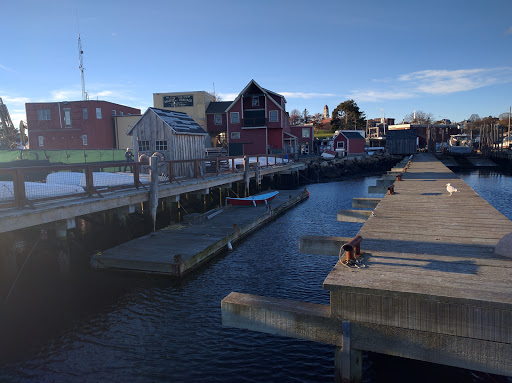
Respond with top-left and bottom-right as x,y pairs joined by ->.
77,16 -> 88,100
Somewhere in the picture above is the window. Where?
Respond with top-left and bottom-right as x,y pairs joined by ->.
230,112 -> 240,124
82,135 -> 88,146
120,111 -> 124,116
337,141 -> 344,149
37,109 -> 51,120
112,110 -> 116,116
138,140 -> 150,151
214,114 -> 222,125
38,136 -> 44,147
302,128 -> 310,138
252,95 -> 259,106
82,108 -> 88,119
269,110 -> 278,122
63,108 -> 71,127
231,132 -> 240,139
155,140 -> 168,151
96,108 -> 102,119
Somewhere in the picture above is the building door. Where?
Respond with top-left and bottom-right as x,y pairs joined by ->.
228,143 -> 244,156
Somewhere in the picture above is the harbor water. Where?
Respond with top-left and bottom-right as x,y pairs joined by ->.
0,169 -> 511,382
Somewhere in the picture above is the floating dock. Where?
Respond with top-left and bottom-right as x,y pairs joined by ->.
222,153 -> 512,382
92,189 -> 309,276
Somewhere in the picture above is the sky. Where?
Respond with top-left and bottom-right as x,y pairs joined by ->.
1,0 -> 512,129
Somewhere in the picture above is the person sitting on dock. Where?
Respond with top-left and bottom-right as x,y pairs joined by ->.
124,148 -> 134,172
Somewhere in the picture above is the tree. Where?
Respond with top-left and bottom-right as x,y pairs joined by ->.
330,99 -> 366,131
402,110 -> 434,124
289,109 -> 301,125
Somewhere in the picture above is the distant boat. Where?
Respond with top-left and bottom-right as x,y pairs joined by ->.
226,191 -> 279,207
448,134 -> 473,155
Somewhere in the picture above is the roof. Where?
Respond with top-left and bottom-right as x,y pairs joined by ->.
387,129 -> 417,139
226,79 -> 284,112
205,101 -> 232,114
341,131 -> 365,140
127,108 -> 207,135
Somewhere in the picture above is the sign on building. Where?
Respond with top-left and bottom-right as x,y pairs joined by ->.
163,95 -> 194,107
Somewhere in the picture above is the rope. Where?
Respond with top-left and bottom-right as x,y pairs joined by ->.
4,238 -> 41,304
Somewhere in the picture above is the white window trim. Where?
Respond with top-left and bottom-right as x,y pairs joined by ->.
269,110 -> 278,122
252,95 -> 259,106
231,132 -> 240,139
302,128 -> 310,138
96,108 -> 102,119
63,108 -> 72,127
83,108 -> 88,119
337,141 -> 345,149
38,136 -> 44,147
230,112 -> 240,124
82,135 -> 88,146
214,114 -> 222,125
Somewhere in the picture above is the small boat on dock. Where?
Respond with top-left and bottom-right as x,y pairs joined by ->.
226,191 -> 279,207
448,134 -> 473,155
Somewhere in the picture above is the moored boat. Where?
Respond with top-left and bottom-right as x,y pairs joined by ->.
448,134 -> 473,155
226,191 -> 279,207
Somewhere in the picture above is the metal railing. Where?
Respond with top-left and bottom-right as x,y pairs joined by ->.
0,154 -> 299,209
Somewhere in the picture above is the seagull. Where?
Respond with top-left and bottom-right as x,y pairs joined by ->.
446,183 -> 458,196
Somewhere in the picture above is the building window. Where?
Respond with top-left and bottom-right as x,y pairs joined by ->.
112,110 -> 116,116
120,111 -> 124,116
37,109 -> 51,120
252,95 -> 259,106
269,110 -> 278,122
96,108 -> 102,119
230,112 -> 240,124
214,114 -> 222,125
63,108 -> 72,127
83,108 -> 88,119
231,132 -> 240,139
302,128 -> 310,138
155,140 -> 168,151
138,140 -> 150,151
38,136 -> 44,147
82,135 -> 88,146
337,141 -> 344,149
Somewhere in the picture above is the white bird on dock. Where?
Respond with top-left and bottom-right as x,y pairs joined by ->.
227,241 -> 233,250
446,183 -> 458,196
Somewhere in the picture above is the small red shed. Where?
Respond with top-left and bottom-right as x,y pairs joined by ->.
333,131 -> 366,157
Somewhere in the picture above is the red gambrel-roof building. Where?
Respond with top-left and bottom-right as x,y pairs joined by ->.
205,80 -> 297,156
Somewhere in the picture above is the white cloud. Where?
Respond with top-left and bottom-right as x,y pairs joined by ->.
217,93 -> 238,101
0,95 -> 30,104
348,67 -> 512,102
0,64 -> 15,72
51,89 -> 82,101
279,92 -> 337,99
506,26 -> 512,36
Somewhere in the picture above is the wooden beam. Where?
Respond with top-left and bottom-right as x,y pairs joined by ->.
352,198 -> 381,209
299,235 -> 351,256
337,209 -> 372,223
221,292 -> 342,346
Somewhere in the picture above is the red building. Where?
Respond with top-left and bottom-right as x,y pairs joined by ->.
333,131 -> 366,156
206,80 -> 296,156
290,124 -> 314,154
26,101 -> 141,149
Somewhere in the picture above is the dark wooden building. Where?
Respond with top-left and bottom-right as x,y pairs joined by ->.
386,128 -> 417,155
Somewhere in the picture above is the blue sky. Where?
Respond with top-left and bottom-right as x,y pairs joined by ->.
1,0 -> 511,128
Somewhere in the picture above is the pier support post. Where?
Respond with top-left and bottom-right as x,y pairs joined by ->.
149,156 -> 159,231
335,321 -> 362,383
55,219 -> 74,275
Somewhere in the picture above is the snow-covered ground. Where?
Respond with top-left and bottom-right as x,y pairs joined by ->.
0,181 -> 84,202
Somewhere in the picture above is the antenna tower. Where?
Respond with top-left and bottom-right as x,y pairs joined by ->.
78,34 -> 88,100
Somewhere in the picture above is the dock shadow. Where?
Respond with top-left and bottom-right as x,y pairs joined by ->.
421,193 -> 442,196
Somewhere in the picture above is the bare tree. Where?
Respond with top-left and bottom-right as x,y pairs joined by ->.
403,110 -> 434,124
289,109 -> 301,125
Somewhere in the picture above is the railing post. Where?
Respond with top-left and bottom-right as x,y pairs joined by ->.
194,160 -> 199,178
216,157 -> 220,176
85,166 -> 94,196
13,169 -> 27,208
134,163 -> 140,189
169,161 -> 174,183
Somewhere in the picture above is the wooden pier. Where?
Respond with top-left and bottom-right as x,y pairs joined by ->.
92,189 -> 309,276
221,153 -> 512,381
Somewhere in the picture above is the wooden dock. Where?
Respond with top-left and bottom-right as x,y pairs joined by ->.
92,189 -> 309,276
221,153 -> 512,381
